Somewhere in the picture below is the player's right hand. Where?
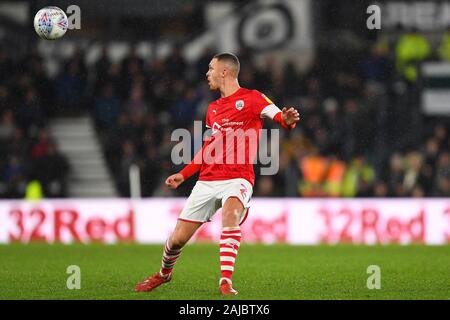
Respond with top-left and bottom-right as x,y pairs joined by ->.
165,173 -> 185,189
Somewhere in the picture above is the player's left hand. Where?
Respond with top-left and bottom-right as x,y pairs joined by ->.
165,173 -> 185,189
281,107 -> 300,126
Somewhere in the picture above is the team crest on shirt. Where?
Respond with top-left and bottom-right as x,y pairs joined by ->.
235,100 -> 245,111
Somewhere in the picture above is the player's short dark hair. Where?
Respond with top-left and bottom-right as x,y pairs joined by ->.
214,52 -> 240,76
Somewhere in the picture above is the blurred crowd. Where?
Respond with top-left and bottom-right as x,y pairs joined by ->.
0,47 -> 70,198
1,27 -> 450,199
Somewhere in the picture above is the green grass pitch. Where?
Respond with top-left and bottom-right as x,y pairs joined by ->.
0,244 -> 449,300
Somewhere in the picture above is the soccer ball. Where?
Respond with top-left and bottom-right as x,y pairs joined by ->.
33,7 -> 68,40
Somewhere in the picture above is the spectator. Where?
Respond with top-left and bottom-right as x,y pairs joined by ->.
342,156 -> 375,197
30,127 -> 52,159
32,142 -> 70,198
165,45 -> 187,77
434,176 -> 450,197
254,176 -> 275,197
433,152 -> 450,196
2,156 -> 26,198
0,110 -> 15,141
95,46 -> 112,89
123,85 -> 148,117
373,181 -> 388,197
141,146 -> 162,196
387,153 -> 404,195
94,83 -> 121,130
16,87 -> 45,134
361,40 -> 390,82
170,87 -> 201,128
118,140 -> 139,197
403,152 -> 424,194
6,127 -> 29,162
395,28 -> 431,82
437,26 -> 450,62
56,60 -> 85,112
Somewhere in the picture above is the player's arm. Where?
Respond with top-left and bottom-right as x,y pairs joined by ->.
165,138 -> 211,189
165,118 -> 213,189
258,94 -> 300,129
273,107 -> 300,129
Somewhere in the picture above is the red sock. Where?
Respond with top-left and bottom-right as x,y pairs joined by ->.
160,240 -> 182,277
220,227 -> 241,283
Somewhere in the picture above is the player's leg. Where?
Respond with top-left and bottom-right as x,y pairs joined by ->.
136,181 -> 213,292
160,219 -> 203,276
219,197 -> 244,295
135,219 -> 202,292
222,198 -> 244,227
161,181 -> 216,277
218,179 -> 252,295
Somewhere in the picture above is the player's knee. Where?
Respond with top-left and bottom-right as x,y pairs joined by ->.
223,209 -> 240,218
222,209 -> 241,225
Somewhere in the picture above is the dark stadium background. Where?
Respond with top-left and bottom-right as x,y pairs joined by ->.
1,0 -> 448,200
